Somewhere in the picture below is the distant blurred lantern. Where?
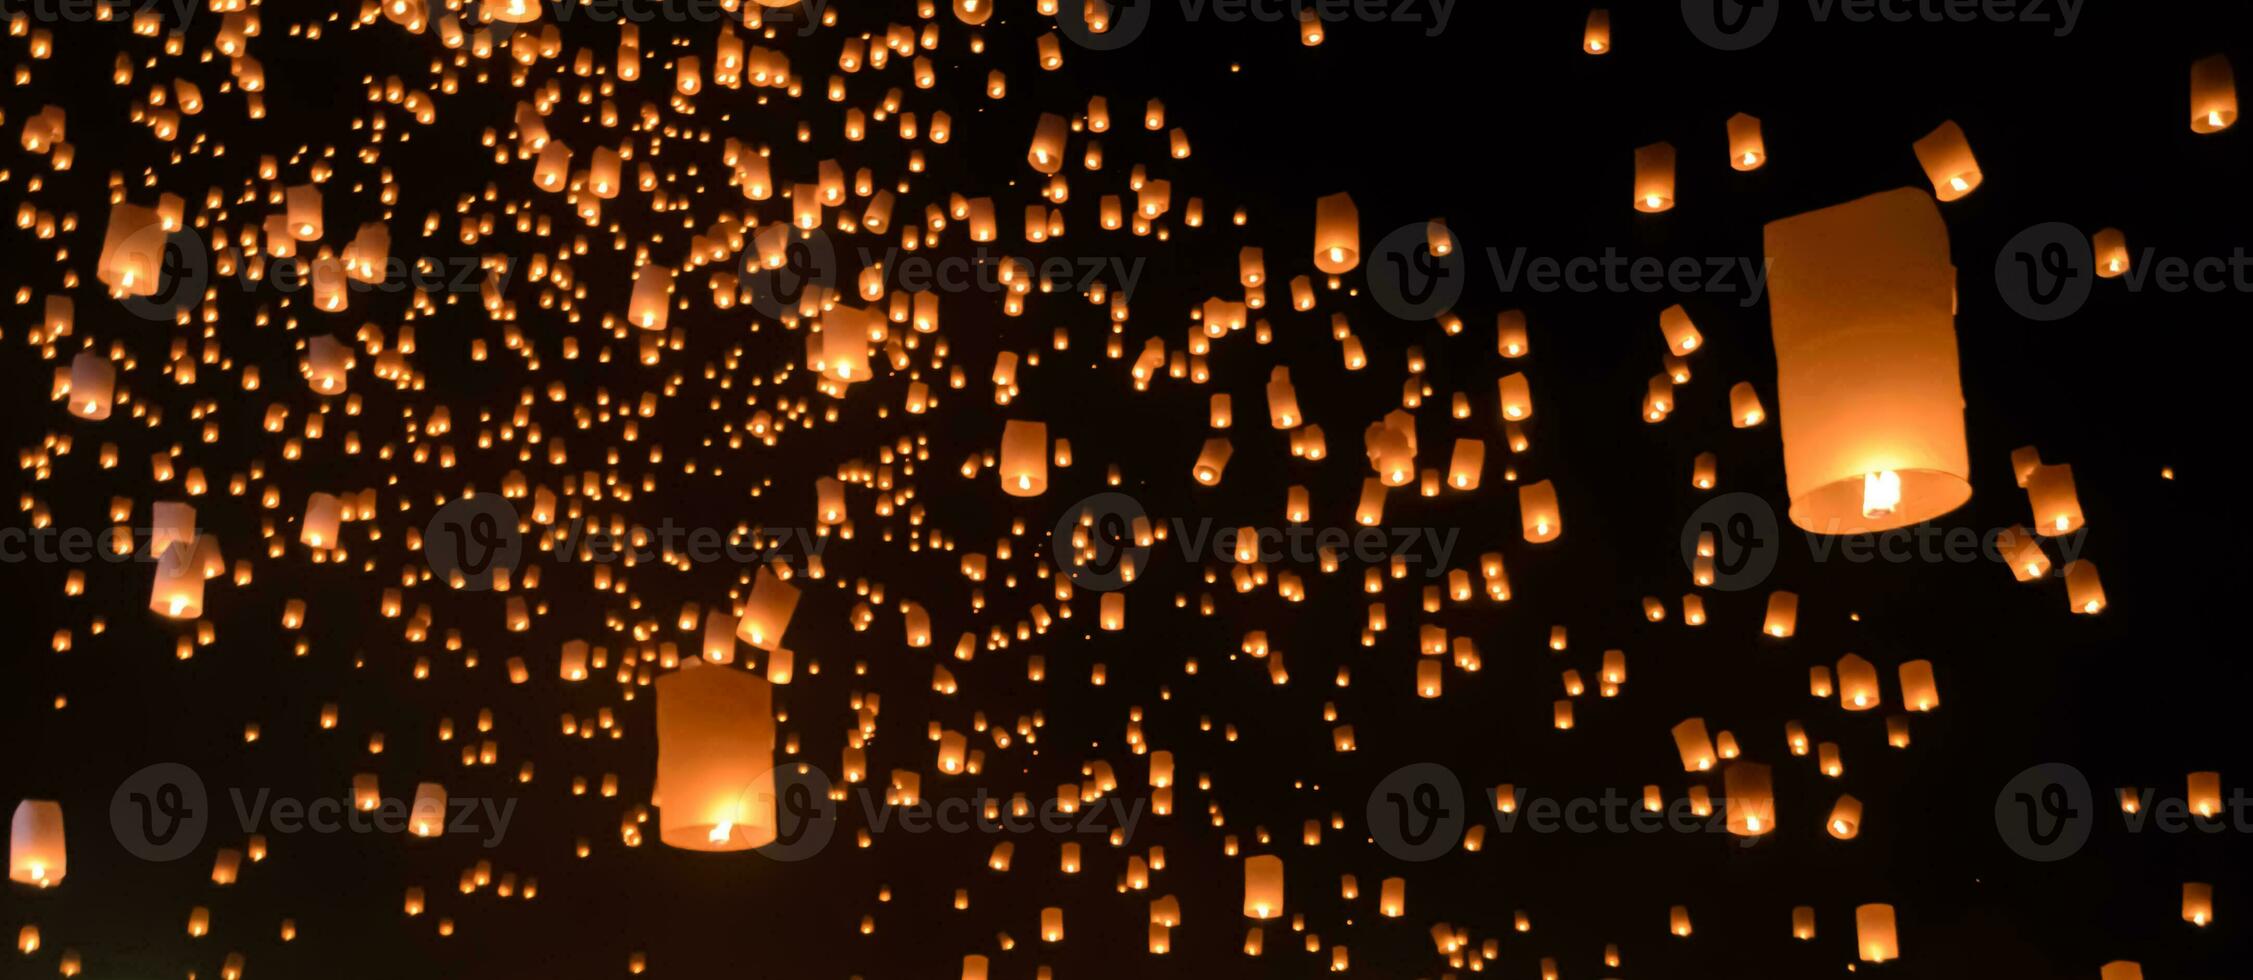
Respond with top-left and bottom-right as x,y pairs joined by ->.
482,0 -> 541,23
67,351 -> 114,420
2191,55 -> 2237,133
2187,772 -> 2222,818
2064,560 -> 2106,614
1000,421 -> 1049,496
2092,228 -> 2130,278
1898,660 -> 1939,711
410,784 -> 446,837
1792,906 -> 1817,939
1583,10 -> 1610,53
1244,855 -> 1284,918
736,569 -> 800,650
1669,905 -> 1692,937
1028,113 -> 1067,174
2183,882 -> 2213,925
1729,383 -> 1765,427
150,542 -> 205,618
1854,904 -> 1898,962
1671,718 -> 1716,772
2100,962 -> 2145,980
1712,762 -> 1774,837
8,800 -> 64,887
2025,464 -> 2084,536
1763,591 -> 1798,638
305,335 -> 353,393
1996,525 -> 2050,582
1912,121 -> 1981,200
1727,113 -> 1765,170
657,661 -> 776,850
1764,188 -> 1970,533
1633,142 -> 1676,212
301,493 -> 343,549
1828,794 -> 1863,839
1312,193 -> 1359,274
962,955 -> 990,980
1519,480 -> 1561,543
1041,907 -> 1064,942
1658,304 -> 1701,353
1380,877 -> 1405,917
1836,654 -> 1880,710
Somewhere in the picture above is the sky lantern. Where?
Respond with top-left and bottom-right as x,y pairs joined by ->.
1671,718 -> 1716,772
2092,228 -> 2130,277
1000,421 -> 1050,496
1496,311 -> 1530,357
1028,113 -> 1067,173
1764,187 -> 1970,533
2183,882 -> 2213,926
1727,112 -> 1765,170
150,542 -> 205,619
656,661 -> 776,850
2026,464 -> 2085,535
1836,654 -> 1880,710
736,568 -> 800,651
2187,772 -> 2222,818
1729,383 -> 1765,427
1498,372 -> 1533,421
1312,192 -> 1358,274
2064,560 -> 2106,614
1854,904 -> 1899,962
1243,855 -> 1283,918
1912,121 -> 1981,200
1519,480 -> 1561,543
1997,526 -> 2050,581
1828,795 -> 1864,839
1763,591 -> 1797,638
1658,304 -> 1701,353
66,351 -> 114,420
1792,907 -> 1816,939
1633,142 -> 1675,212
2101,962 -> 2145,980
1583,10 -> 1610,53
95,202 -> 164,296
2191,55 -> 2236,133
1898,660 -> 1939,711
8,800 -> 64,887
410,784 -> 447,837
1724,762 -> 1775,836
482,0 -> 542,23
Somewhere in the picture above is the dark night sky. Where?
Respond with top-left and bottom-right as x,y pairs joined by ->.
4,1 -> 2251,977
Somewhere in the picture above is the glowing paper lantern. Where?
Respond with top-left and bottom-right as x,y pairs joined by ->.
8,800 -> 64,887
2064,560 -> 2106,614
1854,904 -> 1898,962
1729,382 -> 1765,427
1312,193 -> 1358,274
2187,772 -> 2222,817
1244,855 -> 1284,918
736,569 -> 800,650
2026,464 -> 2084,536
1193,438 -> 1233,486
1764,188 -> 1970,533
410,783 -> 446,837
656,661 -> 776,850
1912,121 -> 1981,200
1727,112 -> 1765,170
1996,526 -> 2050,582
1836,654 -> 1880,710
2092,228 -> 2130,278
67,351 -> 114,420
1763,591 -> 1798,638
1828,794 -> 1863,839
999,420 -> 1049,496
1519,480 -> 1560,543
1583,10 -> 1610,54
2191,55 -> 2237,133
1898,660 -> 1939,711
1633,142 -> 1676,213
96,202 -> 165,297
2101,962 -> 2145,980
1724,763 -> 1774,836
1658,304 -> 1701,353
1497,372 -> 1533,421
1671,718 -> 1716,772
2183,882 -> 2213,925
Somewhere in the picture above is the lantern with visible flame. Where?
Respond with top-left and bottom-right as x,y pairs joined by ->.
1633,142 -> 1676,213
1312,193 -> 1359,274
656,661 -> 776,850
1519,480 -> 1560,543
736,569 -> 799,650
1000,420 -> 1049,497
1243,855 -> 1283,919
2191,55 -> 2237,134
8,800 -> 64,887
1855,903 -> 1899,962
1764,188 -> 1969,533
1913,121 -> 1981,200
1725,762 -> 1774,836
1727,112 -> 1765,170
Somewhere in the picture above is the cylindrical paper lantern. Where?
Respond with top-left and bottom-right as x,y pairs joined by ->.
656,661 -> 777,850
1913,121 -> 1980,200
999,420 -> 1049,496
1724,762 -> 1774,836
1313,193 -> 1359,274
1764,187 -> 1970,533
2191,54 -> 2237,134
1828,794 -> 1864,839
2026,464 -> 2084,536
1634,142 -> 1676,213
1854,904 -> 1898,962
1243,855 -> 1283,918
8,800 -> 64,887
1519,480 -> 1560,543
1727,112 -> 1765,170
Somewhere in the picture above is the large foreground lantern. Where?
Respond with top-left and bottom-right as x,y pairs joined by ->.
1243,855 -> 1283,918
656,660 -> 777,850
2191,55 -> 2237,134
1764,188 -> 1970,534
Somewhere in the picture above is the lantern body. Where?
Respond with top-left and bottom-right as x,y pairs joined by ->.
1854,903 -> 1899,962
2026,464 -> 2084,536
1829,794 -> 1864,839
1724,762 -> 1775,836
1764,188 -> 1970,533
1837,653 -> 1881,710
2191,55 -> 2237,133
1519,480 -> 1560,543
1243,854 -> 1284,918
1583,10 -> 1610,53
2183,882 -> 2213,925
656,662 -> 777,850
1633,142 -> 1676,213
999,420 -> 1050,496
1912,121 -> 1981,200
2100,962 -> 2145,980
97,202 -> 166,297
1727,112 -> 1765,170
1671,718 -> 1716,772
1312,193 -> 1359,274
1898,660 -> 1939,711
68,351 -> 115,420
736,569 -> 800,650
8,800 -> 64,887
2064,559 -> 2105,614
